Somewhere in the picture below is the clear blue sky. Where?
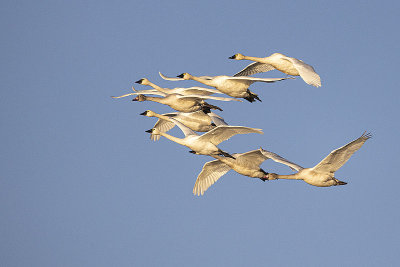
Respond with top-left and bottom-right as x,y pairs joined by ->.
1,0 -> 399,266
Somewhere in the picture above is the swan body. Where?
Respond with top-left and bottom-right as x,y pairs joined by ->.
262,132 -> 372,186
230,52 -> 321,87
159,72 -> 292,102
140,110 -> 228,141
147,118 -> 263,158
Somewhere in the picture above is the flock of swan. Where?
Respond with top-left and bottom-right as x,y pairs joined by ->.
113,52 -> 371,195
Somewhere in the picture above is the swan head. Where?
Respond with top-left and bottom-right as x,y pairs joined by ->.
266,173 -> 279,180
145,128 -> 161,135
176,73 -> 191,80
229,53 -> 245,60
140,110 -> 156,117
135,78 -> 150,85
132,94 -> 146,102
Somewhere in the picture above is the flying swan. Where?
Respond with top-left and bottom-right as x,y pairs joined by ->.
159,72 -> 292,103
146,118 -> 263,158
230,52 -> 321,87
261,132 -> 372,186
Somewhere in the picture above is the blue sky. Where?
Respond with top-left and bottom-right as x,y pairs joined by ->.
1,0 -> 399,266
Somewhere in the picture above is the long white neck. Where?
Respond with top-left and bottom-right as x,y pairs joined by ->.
146,81 -> 171,94
159,132 -> 186,146
242,55 -> 270,64
144,96 -> 167,104
275,173 -> 302,180
189,76 -> 214,87
152,112 -> 173,121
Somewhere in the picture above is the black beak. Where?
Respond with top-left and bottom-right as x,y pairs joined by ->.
132,97 -> 138,101
176,73 -> 184,78
140,111 -> 147,116
135,79 -> 143,84
145,129 -> 153,133
229,55 -> 235,59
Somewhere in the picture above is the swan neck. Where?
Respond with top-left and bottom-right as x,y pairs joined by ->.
145,96 -> 165,104
243,56 -> 269,64
153,113 -> 172,121
147,81 -> 169,93
190,76 -> 213,86
159,132 -> 185,145
276,173 -> 302,180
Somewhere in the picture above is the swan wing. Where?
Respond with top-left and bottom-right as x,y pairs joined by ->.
177,94 -> 242,102
173,87 -> 223,96
285,57 -> 321,87
235,149 -> 269,168
169,118 -> 198,137
111,89 -> 168,98
312,132 -> 372,173
150,114 -> 176,141
225,76 -> 293,83
208,112 -> 228,126
193,160 -> 232,196
233,62 -> 276,77
198,126 -> 263,145
259,148 -> 304,172
159,72 -> 213,81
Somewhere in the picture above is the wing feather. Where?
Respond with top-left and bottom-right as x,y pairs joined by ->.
198,126 -> 263,145
233,62 -> 276,77
193,160 -> 231,196
285,57 -> 321,87
169,118 -> 198,137
312,132 -> 372,173
260,148 -> 304,172
150,115 -> 176,141
235,150 -> 269,168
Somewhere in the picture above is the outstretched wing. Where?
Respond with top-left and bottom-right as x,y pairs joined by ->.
172,87 -> 223,96
260,148 -> 304,172
235,149 -> 269,168
312,132 -> 372,173
112,89 -> 167,98
225,76 -> 293,83
198,126 -> 263,145
169,118 -> 199,137
159,72 -> 213,81
150,114 -> 176,141
193,160 -> 231,196
233,62 -> 276,77
208,112 -> 228,126
285,57 -> 321,87
177,94 -> 242,102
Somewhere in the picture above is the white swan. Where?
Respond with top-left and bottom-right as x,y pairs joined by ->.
262,132 -> 371,186
230,52 -> 321,87
112,87 -> 241,113
146,118 -> 263,158
140,110 -> 228,141
193,148 -> 293,196
159,72 -> 292,103
135,78 -> 223,96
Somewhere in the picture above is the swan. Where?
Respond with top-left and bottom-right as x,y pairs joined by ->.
135,78 -> 223,96
146,118 -> 263,158
229,52 -> 321,87
159,72 -> 292,103
193,148 -> 292,196
112,86 -> 241,113
261,132 -> 372,186
140,109 -> 228,141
